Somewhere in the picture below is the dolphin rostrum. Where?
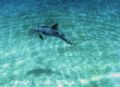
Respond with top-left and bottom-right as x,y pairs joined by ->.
33,23 -> 74,45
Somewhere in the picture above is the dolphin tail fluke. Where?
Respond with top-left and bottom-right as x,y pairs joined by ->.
60,36 -> 74,45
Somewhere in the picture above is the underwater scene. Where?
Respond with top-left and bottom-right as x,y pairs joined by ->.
0,0 -> 120,87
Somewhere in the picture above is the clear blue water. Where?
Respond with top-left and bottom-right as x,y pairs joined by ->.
0,0 -> 120,87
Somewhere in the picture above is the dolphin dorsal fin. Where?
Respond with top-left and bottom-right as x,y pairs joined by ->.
51,23 -> 58,30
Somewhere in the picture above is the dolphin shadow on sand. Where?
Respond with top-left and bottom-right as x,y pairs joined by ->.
26,67 -> 70,78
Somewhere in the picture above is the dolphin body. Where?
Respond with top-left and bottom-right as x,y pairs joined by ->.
33,23 -> 74,45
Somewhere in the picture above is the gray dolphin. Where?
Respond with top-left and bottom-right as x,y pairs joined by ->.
33,23 -> 74,45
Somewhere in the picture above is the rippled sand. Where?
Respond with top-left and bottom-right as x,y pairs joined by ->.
0,0 -> 120,87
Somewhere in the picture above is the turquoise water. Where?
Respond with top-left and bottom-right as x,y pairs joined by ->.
0,0 -> 120,87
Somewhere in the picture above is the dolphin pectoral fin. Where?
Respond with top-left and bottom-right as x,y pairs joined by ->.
51,23 -> 58,30
39,34 -> 44,40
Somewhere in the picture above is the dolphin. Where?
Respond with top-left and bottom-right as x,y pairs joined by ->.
33,23 -> 74,45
